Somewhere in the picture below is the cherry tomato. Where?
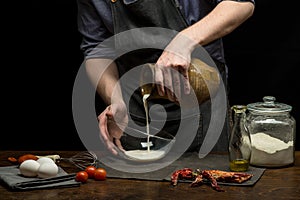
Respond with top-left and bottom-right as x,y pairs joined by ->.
75,171 -> 88,183
94,168 -> 107,181
85,166 -> 96,178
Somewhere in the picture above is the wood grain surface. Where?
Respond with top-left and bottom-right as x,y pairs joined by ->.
0,151 -> 299,200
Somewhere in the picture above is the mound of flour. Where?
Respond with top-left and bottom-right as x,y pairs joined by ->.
250,132 -> 294,167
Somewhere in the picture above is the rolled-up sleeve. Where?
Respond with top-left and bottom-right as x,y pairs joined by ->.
77,0 -> 115,59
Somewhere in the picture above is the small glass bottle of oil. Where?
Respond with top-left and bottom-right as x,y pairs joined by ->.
229,105 -> 251,172
230,159 -> 250,172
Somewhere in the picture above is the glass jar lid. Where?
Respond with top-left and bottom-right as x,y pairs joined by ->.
247,96 -> 292,113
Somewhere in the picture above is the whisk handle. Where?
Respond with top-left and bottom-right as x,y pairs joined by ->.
36,154 -> 61,162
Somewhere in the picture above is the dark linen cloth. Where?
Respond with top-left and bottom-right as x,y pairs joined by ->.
0,165 -> 80,191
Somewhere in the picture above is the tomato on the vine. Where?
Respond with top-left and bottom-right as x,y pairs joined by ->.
94,168 -> 107,181
75,171 -> 88,183
85,166 -> 96,178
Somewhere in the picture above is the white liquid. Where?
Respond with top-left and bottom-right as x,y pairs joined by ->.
124,150 -> 165,161
143,94 -> 150,152
123,94 -> 166,161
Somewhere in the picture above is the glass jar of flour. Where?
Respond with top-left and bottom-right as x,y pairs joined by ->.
246,96 -> 296,167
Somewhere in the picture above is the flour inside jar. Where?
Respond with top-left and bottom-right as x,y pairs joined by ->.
250,132 -> 294,167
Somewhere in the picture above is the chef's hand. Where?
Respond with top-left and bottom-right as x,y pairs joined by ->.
155,33 -> 197,102
155,34 -> 196,101
98,101 -> 128,155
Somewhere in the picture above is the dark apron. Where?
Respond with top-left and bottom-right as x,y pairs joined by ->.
109,0 -> 229,152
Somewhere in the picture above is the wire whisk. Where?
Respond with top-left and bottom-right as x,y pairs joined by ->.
62,151 -> 98,170
43,151 -> 99,170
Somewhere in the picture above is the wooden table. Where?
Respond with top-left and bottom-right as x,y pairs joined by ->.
1,151 -> 300,200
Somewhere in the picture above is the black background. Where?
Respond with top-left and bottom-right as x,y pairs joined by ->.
2,0 -> 299,151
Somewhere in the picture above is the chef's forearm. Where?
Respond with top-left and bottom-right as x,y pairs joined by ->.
85,58 -> 123,105
181,1 -> 255,49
